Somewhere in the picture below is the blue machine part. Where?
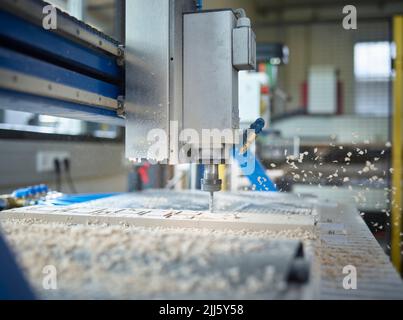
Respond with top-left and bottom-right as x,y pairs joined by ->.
0,233 -> 35,300
235,118 -> 277,192
0,10 -> 122,81
41,193 -> 120,206
242,117 -> 265,148
12,184 -> 49,198
196,0 -> 203,11
0,88 -> 124,125
0,47 -> 120,99
250,118 -> 265,135
0,9 -> 124,124
235,146 -> 277,192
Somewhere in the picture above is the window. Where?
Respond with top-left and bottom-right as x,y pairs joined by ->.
354,42 -> 392,80
354,42 -> 392,116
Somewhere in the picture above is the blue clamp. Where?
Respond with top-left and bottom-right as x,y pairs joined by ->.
12,188 -> 30,199
12,184 -> 49,198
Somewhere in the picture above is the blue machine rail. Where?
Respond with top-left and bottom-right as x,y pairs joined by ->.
0,6 -> 125,124
0,88 -> 124,125
0,10 -> 122,81
0,47 -> 120,99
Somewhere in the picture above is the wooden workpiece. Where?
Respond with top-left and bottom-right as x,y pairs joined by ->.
0,205 -> 316,232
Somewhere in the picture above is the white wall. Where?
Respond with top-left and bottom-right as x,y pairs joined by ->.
205,1 -> 393,116
257,21 -> 390,115
0,140 -> 128,194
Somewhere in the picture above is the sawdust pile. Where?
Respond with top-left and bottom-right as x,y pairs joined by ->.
1,219 -> 315,299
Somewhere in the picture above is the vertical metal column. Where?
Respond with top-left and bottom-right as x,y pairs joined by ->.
392,15 -> 403,274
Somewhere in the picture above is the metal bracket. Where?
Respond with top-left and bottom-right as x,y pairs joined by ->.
117,45 -> 125,67
117,95 -> 126,118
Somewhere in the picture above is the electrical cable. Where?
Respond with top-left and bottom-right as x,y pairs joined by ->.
63,158 -> 77,194
53,158 -> 62,192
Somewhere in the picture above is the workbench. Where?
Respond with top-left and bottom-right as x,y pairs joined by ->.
1,190 -> 402,299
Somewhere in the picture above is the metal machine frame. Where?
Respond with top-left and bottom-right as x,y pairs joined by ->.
0,0 -> 124,125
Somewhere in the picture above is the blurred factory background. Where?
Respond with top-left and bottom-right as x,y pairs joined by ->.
0,0 -> 402,288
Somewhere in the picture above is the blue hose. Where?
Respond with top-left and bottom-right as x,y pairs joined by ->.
196,0 -> 203,11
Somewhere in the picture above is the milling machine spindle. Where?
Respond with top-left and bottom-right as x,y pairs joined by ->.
201,164 -> 222,212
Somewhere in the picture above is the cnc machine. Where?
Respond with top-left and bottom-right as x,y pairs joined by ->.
0,0 -> 402,300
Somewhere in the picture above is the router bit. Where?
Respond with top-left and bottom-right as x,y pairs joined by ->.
201,164 -> 222,213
